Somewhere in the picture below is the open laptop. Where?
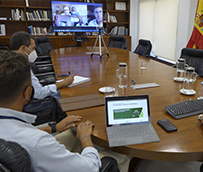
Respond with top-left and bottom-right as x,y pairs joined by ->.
105,95 -> 160,147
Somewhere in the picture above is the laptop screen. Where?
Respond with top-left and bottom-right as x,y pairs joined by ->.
105,95 -> 150,127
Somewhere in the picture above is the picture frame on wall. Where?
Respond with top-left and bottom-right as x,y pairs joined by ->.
115,2 -> 126,10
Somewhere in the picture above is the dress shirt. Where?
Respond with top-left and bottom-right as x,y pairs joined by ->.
31,70 -> 57,99
88,19 -> 103,27
0,108 -> 101,172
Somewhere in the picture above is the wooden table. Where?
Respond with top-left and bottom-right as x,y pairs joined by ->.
51,47 -> 203,165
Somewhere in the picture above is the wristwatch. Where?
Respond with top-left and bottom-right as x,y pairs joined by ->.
48,121 -> 57,133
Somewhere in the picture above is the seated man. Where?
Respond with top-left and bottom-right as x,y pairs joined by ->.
0,51 -> 101,172
88,5 -> 103,27
10,31 -> 72,122
53,14 -> 66,26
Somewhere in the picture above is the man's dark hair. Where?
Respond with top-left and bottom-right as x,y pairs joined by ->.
93,5 -> 102,12
0,51 -> 31,105
10,31 -> 35,50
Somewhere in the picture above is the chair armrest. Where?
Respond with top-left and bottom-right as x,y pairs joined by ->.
100,156 -> 119,172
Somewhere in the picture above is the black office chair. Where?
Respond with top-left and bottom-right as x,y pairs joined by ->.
0,139 -> 33,172
33,36 -> 56,86
35,36 -> 54,56
134,39 -> 152,57
108,36 -> 127,50
180,47 -> 203,77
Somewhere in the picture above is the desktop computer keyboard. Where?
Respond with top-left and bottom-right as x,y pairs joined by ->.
164,99 -> 203,119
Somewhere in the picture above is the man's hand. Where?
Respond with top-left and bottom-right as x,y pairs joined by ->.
76,120 -> 94,140
56,75 -> 74,89
56,115 -> 82,133
199,114 -> 203,124
76,120 -> 95,149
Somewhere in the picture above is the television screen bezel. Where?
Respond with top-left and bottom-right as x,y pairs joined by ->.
51,1 -> 103,32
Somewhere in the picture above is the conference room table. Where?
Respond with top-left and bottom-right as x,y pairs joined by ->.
51,46 -> 203,171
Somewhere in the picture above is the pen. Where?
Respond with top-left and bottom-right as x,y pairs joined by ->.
57,71 -> 71,77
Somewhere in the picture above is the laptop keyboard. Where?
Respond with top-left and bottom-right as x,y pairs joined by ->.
164,99 -> 203,119
107,124 -> 155,139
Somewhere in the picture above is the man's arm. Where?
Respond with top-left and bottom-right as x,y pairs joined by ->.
39,115 -> 82,134
55,75 -> 74,89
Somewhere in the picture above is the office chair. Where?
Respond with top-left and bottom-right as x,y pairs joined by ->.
108,36 -> 128,50
35,36 -> 54,56
33,36 -> 57,86
134,39 -> 152,57
180,47 -> 203,77
0,139 -> 33,172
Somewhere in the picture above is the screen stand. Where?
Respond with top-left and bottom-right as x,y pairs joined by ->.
70,33 -> 89,47
91,28 -> 110,60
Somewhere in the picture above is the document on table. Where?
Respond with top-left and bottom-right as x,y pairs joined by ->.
56,75 -> 91,87
130,83 -> 160,89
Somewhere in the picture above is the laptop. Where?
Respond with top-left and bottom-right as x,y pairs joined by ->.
105,95 -> 160,147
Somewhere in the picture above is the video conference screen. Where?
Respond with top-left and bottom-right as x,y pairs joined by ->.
51,1 -> 103,32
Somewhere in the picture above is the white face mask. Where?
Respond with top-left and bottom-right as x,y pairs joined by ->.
28,50 -> 38,63
25,47 -> 38,63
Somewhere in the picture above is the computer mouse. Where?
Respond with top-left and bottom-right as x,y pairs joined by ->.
198,114 -> 203,121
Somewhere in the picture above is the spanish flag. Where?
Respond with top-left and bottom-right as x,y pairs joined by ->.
187,0 -> 203,49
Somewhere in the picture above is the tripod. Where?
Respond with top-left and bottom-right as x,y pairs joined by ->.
91,28 -> 110,60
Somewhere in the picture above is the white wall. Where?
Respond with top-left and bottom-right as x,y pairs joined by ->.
130,0 -> 198,61
130,0 -> 139,51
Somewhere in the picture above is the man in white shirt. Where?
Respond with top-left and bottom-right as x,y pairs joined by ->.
0,51 -> 101,172
10,31 -> 73,123
88,6 -> 103,27
10,31 -> 74,100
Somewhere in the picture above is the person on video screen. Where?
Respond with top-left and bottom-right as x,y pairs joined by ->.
76,17 -> 87,26
70,6 -> 80,16
53,14 -> 66,26
88,6 -> 103,27
61,6 -> 71,15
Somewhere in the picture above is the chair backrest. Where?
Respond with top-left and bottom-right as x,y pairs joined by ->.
108,36 -> 127,50
134,39 -> 152,57
35,36 -> 54,56
180,47 -> 203,77
0,139 -> 33,172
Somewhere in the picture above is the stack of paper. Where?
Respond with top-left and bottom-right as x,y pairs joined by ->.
56,75 -> 91,87
68,75 -> 91,87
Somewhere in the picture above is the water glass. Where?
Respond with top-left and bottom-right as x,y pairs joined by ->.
174,58 -> 188,82
181,67 -> 197,95
116,62 -> 127,88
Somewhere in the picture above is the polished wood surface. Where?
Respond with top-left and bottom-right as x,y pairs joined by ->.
51,46 -> 203,162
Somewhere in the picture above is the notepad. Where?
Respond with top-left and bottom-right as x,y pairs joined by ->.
56,75 -> 91,87
130,83 -> 160,90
